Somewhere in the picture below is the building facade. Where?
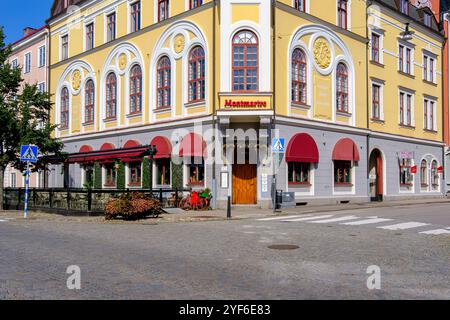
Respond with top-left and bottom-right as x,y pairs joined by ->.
442,1 -> 450,192
46,0 -> 446,208
5,26 -> 50,188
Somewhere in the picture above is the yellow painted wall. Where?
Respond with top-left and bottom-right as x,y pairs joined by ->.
232,4 -> 260,24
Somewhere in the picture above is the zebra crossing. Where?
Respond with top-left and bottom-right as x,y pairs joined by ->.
257,214 -> 450,236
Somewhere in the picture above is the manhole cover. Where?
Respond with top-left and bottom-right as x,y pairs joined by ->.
268,245 -> 299,250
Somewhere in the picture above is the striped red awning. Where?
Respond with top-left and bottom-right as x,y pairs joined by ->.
179,133 -> 206,158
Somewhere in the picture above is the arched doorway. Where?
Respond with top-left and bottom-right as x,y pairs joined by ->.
369,149 -> 383,201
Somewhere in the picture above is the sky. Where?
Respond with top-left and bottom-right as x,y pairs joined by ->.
1,0 -> 54,44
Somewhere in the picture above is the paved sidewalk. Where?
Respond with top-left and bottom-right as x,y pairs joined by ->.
1,196 -> 449,224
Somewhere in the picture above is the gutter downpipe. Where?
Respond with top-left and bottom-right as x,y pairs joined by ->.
366,1 -> 372,201
272,0 -> 277,210
212,0 -> 217,209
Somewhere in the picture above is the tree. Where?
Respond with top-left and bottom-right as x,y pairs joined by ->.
0,27 -> 63,207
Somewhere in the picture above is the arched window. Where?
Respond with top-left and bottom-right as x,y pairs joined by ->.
188,46 -> 206,103
60,87 -> 69,129
420,159 -> 428,186
130,65 -> 142,114
292,48 -> 307,105
157,56 -> 171,109
232,30 -> 258,92
84,80 -> 95,124
106,72 -> 117,119
336,62 -> 349,113
431,160 -> 439,188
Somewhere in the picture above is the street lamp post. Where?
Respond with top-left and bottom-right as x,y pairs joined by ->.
147,145 -> 158,196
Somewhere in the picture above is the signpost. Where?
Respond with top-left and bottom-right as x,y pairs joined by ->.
271,138 -> 285,212
20,145 -> 39,219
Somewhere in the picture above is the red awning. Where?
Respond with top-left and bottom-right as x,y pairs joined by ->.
179,133 -> 206,157
68,146 -> 148,164
101,143 -> 115,151
332,138 -> 360,161
79,145 -> 93,153
123,140 -> 141,149
150,136 -> 172,159
285,133 -> 319,163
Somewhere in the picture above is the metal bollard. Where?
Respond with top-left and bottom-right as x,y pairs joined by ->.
227,196 -> 232,219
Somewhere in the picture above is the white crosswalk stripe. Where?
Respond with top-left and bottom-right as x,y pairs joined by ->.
341,218 -> 393,226
282,215 -> 334,222
419,229 -> 450,235
258,214 -> 312,221
308,216 -> 360,224
378,222 -> 429,230
0,219 -> 8,222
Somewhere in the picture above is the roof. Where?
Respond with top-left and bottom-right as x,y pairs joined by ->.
10,26 -> 48,47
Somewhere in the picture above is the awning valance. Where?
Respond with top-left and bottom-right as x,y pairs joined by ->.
179,133 -> 206,158
332,138 -> 360,161
285,133 -> 319,163
150,136 -> 172,159
68,146 -> 149,164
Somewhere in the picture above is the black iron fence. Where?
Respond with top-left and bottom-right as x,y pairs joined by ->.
3,188 -> 191,215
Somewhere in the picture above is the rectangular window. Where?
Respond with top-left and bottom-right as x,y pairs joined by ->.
400,158 -> 413,186
372,84 -> 381,120
107,13 -> 116,42
24,52 -> 31,73
104,163 -> 117,187
399,45 -> 404,72
190,0 -> 203,9
86,23 -> 94,50
158,0 -> 169,22
399,92 -> 413,126
10,173 -> 16,188
294,0 -> 305,12
12,59 -> 18,69
424,99 -> 436,131
334,161 -> 352,184
405,48 -> 411,74
61,35 -> 69,60
38,82 -> 45,93
128,162 -> 142,186
288,162 -> 310,184
188,159 -> 205,186
156,159 -> 171,186
38,46 -> 46,68
130,1 -> 141,33
337,0 -> 348,29
423,55 -> 428,80
424,12 -> 432,27
399,45 -> 412,75
423,55 -> 435,83
371,33 -> 380,63
400,0 -> 409,15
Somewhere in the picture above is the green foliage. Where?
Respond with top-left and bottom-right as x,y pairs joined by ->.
104,192 -> 163,220
93,162 -> 102,189
116,160 -> 125,189
142,157 -> 150,189
172,162 -> 183,189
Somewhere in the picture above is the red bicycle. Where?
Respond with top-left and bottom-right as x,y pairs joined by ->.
178,191 -> 211,211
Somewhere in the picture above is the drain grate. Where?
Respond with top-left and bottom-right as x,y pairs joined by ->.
268,245 -> 300,250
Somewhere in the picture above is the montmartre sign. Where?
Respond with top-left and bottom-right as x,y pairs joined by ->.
219,94 -> 272,111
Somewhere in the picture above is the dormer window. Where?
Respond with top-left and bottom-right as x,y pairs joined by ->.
423,12 -> 431,27
400,0 -> 409,15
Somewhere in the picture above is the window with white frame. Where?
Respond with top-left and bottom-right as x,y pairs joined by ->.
371,32 -> 382,63
400,0 -> 409,15
398,44 -> 412,74
399,158 -> 413,186
431,160 -> 439,189
294,0 -> 306,12
158,0 -> 169,22
423,98 -> 436,131
10,172 -> 17,188
337,0 -> 348,29
128,161 -> 142,187
38,45 -> 46,68
423,54 -> 435,83
371,82 -> 383,120
24,52 -> 31,73
86,23 -> 94,51
420,159 -> 428,186
61,35 -> 69,60
130,1 -> 141,33
190,0 -> 203,9
37,82 -> 45,93
106,13 -> 116,42
399,91 -> 413,127
423,12 -> 432,27
11,58 -> 18,69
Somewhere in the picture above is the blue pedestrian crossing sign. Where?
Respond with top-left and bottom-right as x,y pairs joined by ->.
272,138 -> 285,153
20,145 -> 39,163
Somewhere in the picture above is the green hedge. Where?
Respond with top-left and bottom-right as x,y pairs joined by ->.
142,157 -> 150,189
116,160 -> 125,189
172,162 -> 183,190
94,162 -> 102,189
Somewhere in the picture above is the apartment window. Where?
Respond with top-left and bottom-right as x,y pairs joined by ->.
106,73 -> 117,119
399,92 -> 413,126
423,99 -> 436,131
399,158 -> 413,186
288,162 -> 310,184
337,0 -> 348,29
334,161 -> 352,185
38,82 -> 45,93
10,173 -> 17,188
61,35 -> 69,60
291,48 -> 307,105
400,0 -> 409,15
130,1 -> 141,32
294,0 -> 305,11
60,87 -> 70,129
423,12 -> 432,27
38,46 -> 46,67
372,84 -> 381,120
423,55 -> 435,83
156,159 -> 171,186
86,23 -> 94,50
24,53 -> 31,73
128,162 -> 142,187
232,30 -> 259,92
130,65 -> 143,114
158,0 -> 169,22
190,0 -> 203,9
336,63 -> 349,113
104,163 -> 117,187
187,158 -> 205,186
157,56 -> 171,109
107,13 -> 116,42
420,160 -> 428,186
405,47 -> 411,73
11,59 -> 18,69
399,44 -> 412,74
188,46 -> 206,103
84,80 -> 95,124
431,160 -> 439,188
371,33 -> 380,63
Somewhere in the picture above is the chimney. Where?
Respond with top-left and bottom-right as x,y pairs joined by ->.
23,27 -> 37,37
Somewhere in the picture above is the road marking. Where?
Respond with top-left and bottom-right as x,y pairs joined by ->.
378,222 -> 429,230
258,214 -> 312,221
308,216 -> 361,224
419,229 -> 450,235
342,218 -> 394,226
282,215 -> 334,222
0,219 -> 8,222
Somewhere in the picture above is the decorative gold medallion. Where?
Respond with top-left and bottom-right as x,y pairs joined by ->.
72,70 -> 82,91
173,34 -> 186,54
118,53 -> 127,71
313,37 -> 332,69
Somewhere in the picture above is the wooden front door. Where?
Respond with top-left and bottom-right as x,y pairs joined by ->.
232,164 -> 257,205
